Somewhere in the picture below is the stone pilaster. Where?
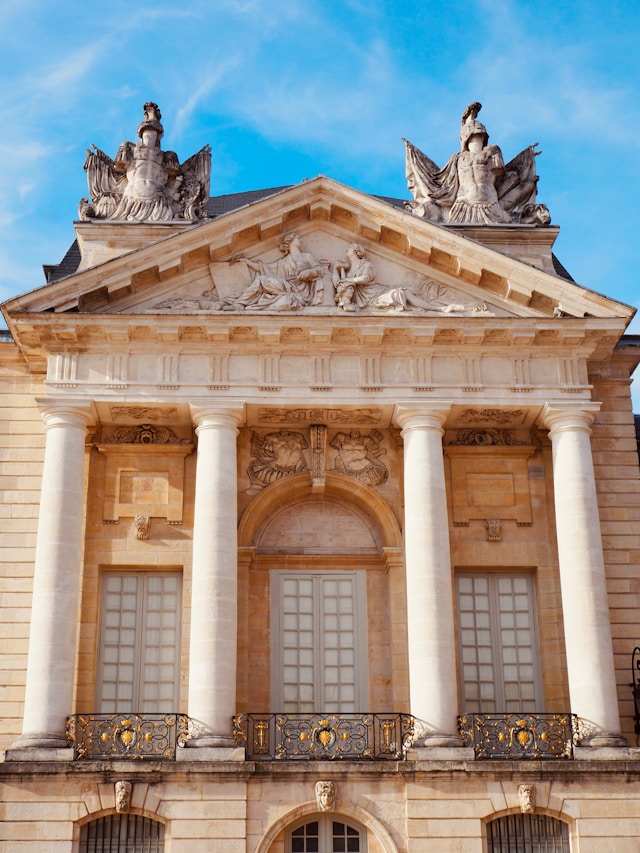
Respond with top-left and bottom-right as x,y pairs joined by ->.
187,405 -> 244,747
541,402 -> 625,745
14,400 -> 94,749
395,404 -> 461,746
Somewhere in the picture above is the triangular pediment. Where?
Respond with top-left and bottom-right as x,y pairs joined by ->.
2,177 -> 633,358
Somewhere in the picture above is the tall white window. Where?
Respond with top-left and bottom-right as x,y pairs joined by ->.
96,572 -> 182,713
271,571 -> 368,712
456,573 -> 541,713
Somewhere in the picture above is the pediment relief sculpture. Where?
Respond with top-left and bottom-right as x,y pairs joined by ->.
148,234 -> 493,316
80,102 -> 211,223
225,232 -> 326,311
332,243 -> 488,314
404,102 -> 550,226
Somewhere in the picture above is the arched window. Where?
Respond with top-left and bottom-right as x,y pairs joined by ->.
287,815 -> 366,853
80,814 -> 164,853
487,813 -> 569,852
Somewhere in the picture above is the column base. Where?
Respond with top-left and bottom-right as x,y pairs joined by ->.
413,731 -> 464,748
407,746 -> 475,761
11,732 -> 70,750
574,745 -> 640,760
577,732 -> 629,749
186,734 -> 236,749
4,746 -> 74,761
177,746 -> 245,761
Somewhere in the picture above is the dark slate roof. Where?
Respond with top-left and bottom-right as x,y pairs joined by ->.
551,254 -> 574,282
41,185 -> 574,284
206,186 -> 292,216
43,240 -> 82,283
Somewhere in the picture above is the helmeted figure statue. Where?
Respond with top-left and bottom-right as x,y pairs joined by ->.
80,102 -> 211,223
404,103 -> 550,226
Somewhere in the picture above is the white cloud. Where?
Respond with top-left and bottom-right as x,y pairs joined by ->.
173,61 -> 241,137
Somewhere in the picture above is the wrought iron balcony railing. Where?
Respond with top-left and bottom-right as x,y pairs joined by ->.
66,713 -> 190,760
233,712 -> 415,760
458,712 -> 578,759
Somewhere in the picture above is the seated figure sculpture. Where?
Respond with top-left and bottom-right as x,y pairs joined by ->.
404,102 -> 550,226
224,232 -> 325,311
80,102 -> 211,222
332,242 -> 469,313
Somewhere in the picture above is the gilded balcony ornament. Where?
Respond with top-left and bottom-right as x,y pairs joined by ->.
234,713 -> 414,760
66,713 -> 190,760
458,712 -> 577,760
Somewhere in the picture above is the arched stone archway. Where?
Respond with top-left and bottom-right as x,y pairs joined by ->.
238,471 -> 403,551
255,800 -> 399,853
75,811 -> 166,853
235,471 -> 407,713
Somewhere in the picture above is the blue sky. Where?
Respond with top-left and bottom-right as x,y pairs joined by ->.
1,0 -> 639,396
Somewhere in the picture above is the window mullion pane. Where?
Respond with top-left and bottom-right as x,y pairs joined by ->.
488,576 -> 505,711
458,572 -> 540,714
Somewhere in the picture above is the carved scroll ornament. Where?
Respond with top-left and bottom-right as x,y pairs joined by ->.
106,424 -> 190,445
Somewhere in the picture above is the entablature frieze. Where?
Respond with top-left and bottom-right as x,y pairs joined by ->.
26,316 -> 617,402
29,396 -> 578,437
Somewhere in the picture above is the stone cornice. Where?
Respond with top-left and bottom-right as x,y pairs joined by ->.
6,313 -> 627,375
3,178 -> 633,324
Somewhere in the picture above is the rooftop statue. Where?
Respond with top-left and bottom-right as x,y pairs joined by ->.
404,102 -> 550,226
79,102 -> 211,223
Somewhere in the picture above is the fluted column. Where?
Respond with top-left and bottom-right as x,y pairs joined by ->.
188,405 -> 244,746
15,400 -> 94,748
395,404 -> 460,745
541,402 -> 625,745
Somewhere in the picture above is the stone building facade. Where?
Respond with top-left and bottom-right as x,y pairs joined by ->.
1,103 -> 640,851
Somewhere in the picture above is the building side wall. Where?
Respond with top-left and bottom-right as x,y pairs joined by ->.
2,767 -> 640,851
590,369 -> 640,744
0,343 -> 45,750
76,446 -> 197,714
447,442 -> 570,714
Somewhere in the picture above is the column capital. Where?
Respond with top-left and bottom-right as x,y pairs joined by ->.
393,402 -> 452,433
538,402 -> 601,435
189,403 -> 245,432
35,398 -> 96,430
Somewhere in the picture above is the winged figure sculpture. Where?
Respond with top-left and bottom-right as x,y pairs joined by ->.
404,102 -> 550,226
79,102 -> 211,223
